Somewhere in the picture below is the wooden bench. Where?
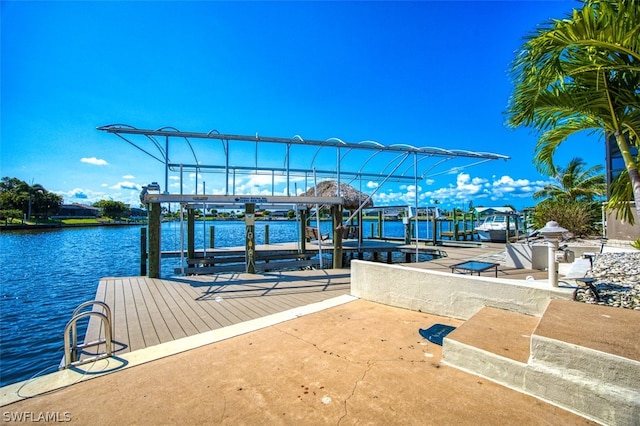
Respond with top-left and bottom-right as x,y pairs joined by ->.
305,227 -> 329,242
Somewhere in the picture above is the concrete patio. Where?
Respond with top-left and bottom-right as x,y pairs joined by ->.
1,298 -> 595,425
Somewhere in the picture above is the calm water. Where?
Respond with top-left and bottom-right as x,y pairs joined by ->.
0,218 -> 463,387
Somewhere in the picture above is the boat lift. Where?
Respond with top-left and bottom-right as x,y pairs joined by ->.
98,125 -> 510,277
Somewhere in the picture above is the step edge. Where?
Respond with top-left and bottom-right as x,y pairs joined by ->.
530,334 -> 640,391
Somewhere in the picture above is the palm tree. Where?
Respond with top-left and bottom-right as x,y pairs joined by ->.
534,157 -> 605,201
506,0 -> 640,222
26,183 -> 45,220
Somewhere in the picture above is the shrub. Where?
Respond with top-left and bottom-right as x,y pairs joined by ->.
532,200 -> 601,237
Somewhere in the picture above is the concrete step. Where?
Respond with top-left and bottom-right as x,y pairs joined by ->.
441,307 -> 538,391
442,301 -> 640,425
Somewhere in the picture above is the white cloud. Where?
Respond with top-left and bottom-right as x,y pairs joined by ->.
81,157 -> 108,166
111,181 -> 142,191
68,188 -> 88,199
122,174 -> 135,179
455,173 -> 485,195
370,173 -> 552,209
59,187 -> 105,204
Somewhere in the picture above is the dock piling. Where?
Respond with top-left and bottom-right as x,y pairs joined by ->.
148,203 -> 161,278
140,227 -> 147,276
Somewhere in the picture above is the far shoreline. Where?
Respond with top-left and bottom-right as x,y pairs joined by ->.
0,221 -> 145,231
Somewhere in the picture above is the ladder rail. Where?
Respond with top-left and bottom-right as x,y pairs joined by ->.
70,300 -> 112,348
62,301 -> 113,369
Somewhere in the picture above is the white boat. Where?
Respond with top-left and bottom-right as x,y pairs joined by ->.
475,213 -> 522,243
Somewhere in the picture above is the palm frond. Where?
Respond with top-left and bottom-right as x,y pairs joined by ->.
506,0 -> 640,212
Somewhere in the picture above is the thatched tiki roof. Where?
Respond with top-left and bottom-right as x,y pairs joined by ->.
301,180 -> 374,210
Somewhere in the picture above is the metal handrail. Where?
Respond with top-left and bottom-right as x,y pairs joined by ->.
62,301 -> 113,369
70,300 -> 112,347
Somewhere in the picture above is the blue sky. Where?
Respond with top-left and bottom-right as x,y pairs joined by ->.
2,0 -> 605,211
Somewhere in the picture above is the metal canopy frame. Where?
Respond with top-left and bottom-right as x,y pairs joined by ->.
97,124 -> 510,208
98,124 -> 512,277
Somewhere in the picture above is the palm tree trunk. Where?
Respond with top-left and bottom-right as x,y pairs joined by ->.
614,132 -> 640,220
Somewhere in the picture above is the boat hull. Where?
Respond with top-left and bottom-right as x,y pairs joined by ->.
476,229 -> 516,243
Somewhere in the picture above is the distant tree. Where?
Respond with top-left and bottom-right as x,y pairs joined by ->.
0,209 -> 23,225
93,200 -> 128,219
534,158 -> 605,202
506,0 -> 640,222
0,177 -> 62,219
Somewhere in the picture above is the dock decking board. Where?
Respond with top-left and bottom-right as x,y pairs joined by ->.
83,269 -> 351,357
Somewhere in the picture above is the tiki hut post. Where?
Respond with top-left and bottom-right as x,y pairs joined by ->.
332,205 -> 343,269
301,180 -> 374,269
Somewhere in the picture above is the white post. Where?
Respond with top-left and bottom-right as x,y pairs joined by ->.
539,220 -> 567,288
548,240 -> 559,287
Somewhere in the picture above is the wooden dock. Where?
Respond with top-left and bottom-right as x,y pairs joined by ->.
77,241 -> 548,363
82,269 -> 351,357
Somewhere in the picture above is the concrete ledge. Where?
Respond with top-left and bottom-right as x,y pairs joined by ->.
350,260 -> 573,320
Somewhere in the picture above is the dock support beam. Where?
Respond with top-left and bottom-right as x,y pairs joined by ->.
187,208 -> 195,259
148,203 -> 161,278
245,203 -> 256,274
140,227 -> 147,276
432,216 -> 437,246
403,217 -> 411,244
453,209 -> 459,241
299,209 -> 307,253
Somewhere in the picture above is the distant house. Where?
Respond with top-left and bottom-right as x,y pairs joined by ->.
127,207 -> 147,220
55,204 -> 101,218
269,210 -> 290,219
364,208 -> 400,220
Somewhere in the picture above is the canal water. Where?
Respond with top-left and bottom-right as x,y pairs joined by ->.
0,218 -> 467,387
